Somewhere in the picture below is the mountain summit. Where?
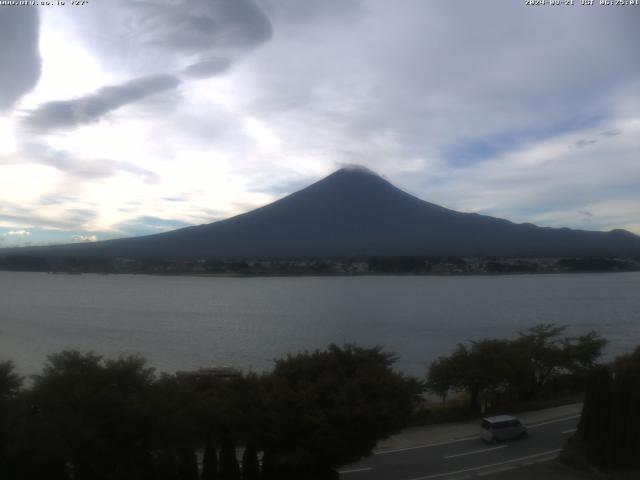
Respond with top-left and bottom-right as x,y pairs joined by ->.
4,167 -> 640,259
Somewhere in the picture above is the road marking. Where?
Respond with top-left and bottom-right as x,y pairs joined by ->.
375,436 -> 478,455
407,448 -> 563,480
339,467 -> 372,474
527,415 -> 580,429
477,464 -> 513,476
562,428 -> 577,434
444,444 -> 507,459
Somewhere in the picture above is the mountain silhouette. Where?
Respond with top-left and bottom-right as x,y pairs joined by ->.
4,166 -> 640,259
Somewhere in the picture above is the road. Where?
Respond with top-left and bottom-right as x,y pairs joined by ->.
339,415 -> 579,480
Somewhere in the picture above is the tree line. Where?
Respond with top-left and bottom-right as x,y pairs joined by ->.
0,345 -> 421,480
426,324 -> 607,412
1,325 -> 632,478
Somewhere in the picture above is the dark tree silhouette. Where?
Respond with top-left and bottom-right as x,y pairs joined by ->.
219,434 -> 241,480
241,443 -> 260,480
427,324 -> 607,411
261,344 -> 422,478
28,351 -> 157,480
202,432 -> 219,480
577,347 -> 640,468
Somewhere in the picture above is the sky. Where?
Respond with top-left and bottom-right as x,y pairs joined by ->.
0,0 -> 639,247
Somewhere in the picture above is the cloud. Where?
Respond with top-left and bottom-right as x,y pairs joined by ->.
414,119 -> 640,233
601,129 -> 622,137
576,139 -> 597,148
72,235 -> 98,243
0,204 -> 100,231
22,75 -> 180,131
5,230 -> 31,237
162,197 -> 187,203
19,0 -> 274,133
0,213 -> 81,231
0,10 -> 41,111
259,0 -> 365,25
1,142 -> 157,182
243,1 -> 640,170
115,215 -> 193,236
64,0 -> 272,78
2,0 -> 639,245
182,57 -> 232,78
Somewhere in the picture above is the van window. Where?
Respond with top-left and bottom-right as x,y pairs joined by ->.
493,420 -> 519,429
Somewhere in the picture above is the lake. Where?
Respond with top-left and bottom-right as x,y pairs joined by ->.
1,271 -> 639,377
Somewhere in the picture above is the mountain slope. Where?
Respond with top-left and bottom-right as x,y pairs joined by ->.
3,167 -> 640,259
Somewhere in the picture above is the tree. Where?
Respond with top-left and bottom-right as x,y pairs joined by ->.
577,347 -> 640,468
261,344 -> 422,478
515,324 -> 606,397
0,361 -> 22,400
29,351 -> 157,480
177,448 -> 199,480
426,324 -> 607,411
219,434 -> 241,480
514,323 -> 568,397
241,443 -> 260,480
0,361 -> 26,479
427,340 -> 520,412
201,433 -> 219,480
562,331 -> 608,375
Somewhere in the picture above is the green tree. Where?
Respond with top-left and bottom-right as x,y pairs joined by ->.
241,443 -> 260,480
29,351 -> 157,480
219,434 -> 241,480
427,340 -> 519,412
261,344 -> 422,479
201,433 -> 219,480
427,324 -> 607,411
0,361 -> 22,400
0,361 -> 26,479
514,323 -> 568,397
577,347 -> 640,468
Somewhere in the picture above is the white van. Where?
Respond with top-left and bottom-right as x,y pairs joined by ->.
480,415 -> 528,443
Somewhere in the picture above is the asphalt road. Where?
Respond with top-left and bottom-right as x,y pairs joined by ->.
339,415 -> 579,480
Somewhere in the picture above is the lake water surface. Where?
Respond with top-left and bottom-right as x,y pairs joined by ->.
1,271 -> 639,377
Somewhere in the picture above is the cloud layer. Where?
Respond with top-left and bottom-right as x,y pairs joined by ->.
0,1 -> 638,244
23,75 -> 180,131
0,10 -> 41,111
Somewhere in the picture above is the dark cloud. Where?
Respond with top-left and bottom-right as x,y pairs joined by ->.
182,57 -> 232,78
0,9 -> 41,111
22,75 -> 180,131
601,130 -> 622,137
67,0 -> 272,79
259,0 -> 365,25
576,139 -> 597,148
129,0 -> 272,52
